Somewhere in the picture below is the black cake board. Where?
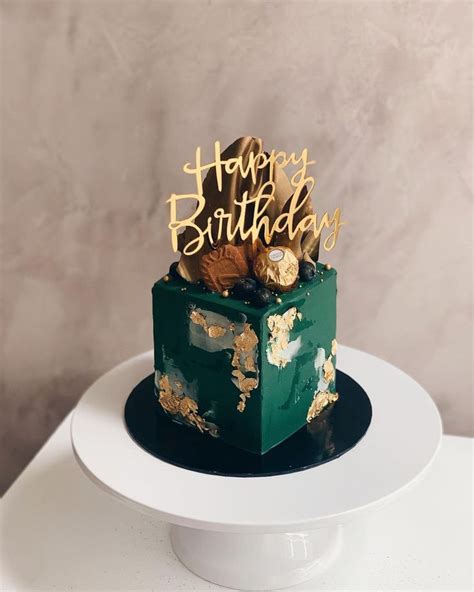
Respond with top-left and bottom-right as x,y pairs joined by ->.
124,370 -> 372,478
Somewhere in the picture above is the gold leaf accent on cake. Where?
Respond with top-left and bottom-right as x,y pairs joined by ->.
323,357 -> 335,383
208,325 -> 227,338
233,322 -> 259,353
158,375 -> 182,415
306,391 -> 339,423
331,339 -> 337,356
157,374 -> 218,435
188,308 -> 259,413
189,309 -> 207,327
266,307 -> 302,368
237,397 -> 249,413
189,309 -> 228,338
240,376 -> 258,392
232,323 -> 259,412
244,355 -> 256,372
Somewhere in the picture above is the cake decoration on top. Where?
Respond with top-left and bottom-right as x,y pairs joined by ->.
164,136 -> 344,307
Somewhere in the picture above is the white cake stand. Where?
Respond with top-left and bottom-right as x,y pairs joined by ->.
71,346 -> 441,590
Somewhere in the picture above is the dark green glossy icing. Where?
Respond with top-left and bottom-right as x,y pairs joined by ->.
152,263 -> 337,454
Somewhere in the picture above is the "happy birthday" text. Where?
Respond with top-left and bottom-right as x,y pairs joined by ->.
167,141 -> 343,256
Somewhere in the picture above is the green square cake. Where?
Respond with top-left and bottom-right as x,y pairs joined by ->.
152,262 -> 337,455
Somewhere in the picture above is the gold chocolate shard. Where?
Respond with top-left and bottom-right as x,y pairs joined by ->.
266,307 -> 302,368
177,137 -> 293,282
306,391 -> 339,423
274,184 -> 315,260
302,251 -> 316,267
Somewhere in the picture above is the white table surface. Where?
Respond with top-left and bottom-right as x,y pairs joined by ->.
1,416 -> 472,591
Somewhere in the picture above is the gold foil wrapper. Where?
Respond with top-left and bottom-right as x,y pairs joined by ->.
253,247 -> 299,292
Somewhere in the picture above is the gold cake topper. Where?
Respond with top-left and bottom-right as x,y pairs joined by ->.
167,137 -> 344,283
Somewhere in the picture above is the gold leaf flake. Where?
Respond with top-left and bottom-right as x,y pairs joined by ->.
244,355 -> 256,372
158,375 -> 181,415
157,374 -> 217,435
323,357 -> 335,383
189,310 -> 207,328
233,324 -> 259,352
239,377 -> 258,391
306,391 -> 339,423
331,339 -> 337,356
208,325 -> 227,338
232,323 -> 259,412
232,367 -> 246,381
189,309 -> 227,339
266,307 -> 302,368
189,308 -> 259,413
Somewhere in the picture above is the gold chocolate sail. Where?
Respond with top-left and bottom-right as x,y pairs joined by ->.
273,184 -> 318,260
177,137 -> 293,282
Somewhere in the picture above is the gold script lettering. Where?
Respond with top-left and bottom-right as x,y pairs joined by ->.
168,142 -> 344,256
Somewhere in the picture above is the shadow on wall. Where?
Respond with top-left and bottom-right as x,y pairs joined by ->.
0,371 -> 99,495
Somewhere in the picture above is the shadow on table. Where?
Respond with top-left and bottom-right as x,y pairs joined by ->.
1,451 -> 180,590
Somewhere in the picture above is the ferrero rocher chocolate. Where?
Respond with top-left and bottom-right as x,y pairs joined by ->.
200,244 -> 249,292
253,247 -> 299,292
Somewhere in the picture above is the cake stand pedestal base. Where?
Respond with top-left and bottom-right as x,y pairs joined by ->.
171,525 -> 342,590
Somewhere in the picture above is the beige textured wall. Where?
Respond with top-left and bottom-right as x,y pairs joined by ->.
1,0 -> 472,494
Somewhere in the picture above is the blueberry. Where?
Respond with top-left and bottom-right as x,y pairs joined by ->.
169,261 -> 181,278
299,261 -> 316,282
233,277 -> 258,299
253,287 -> 273,307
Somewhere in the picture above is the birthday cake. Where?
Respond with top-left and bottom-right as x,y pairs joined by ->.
152,137 -> 343,454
